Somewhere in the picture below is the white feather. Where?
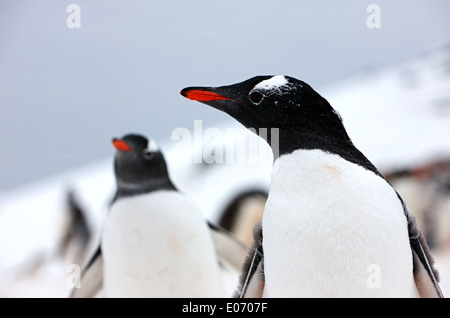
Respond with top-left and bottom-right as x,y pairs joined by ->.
102,190 -> 226,297
254,75 -> 288,91
147,138 -> 160,152
262,149 -> 420,297
253,75 -> 297,96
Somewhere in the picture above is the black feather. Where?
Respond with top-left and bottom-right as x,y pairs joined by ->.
233,223 -> 264,298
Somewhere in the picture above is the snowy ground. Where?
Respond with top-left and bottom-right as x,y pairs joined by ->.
0,124 -> 270,297
324,43 -> 450,172
1,44 -> 449,297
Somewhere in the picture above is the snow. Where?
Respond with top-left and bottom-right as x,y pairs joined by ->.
323,44 -> 450,172
1,44 -> 450,297
147,138 -> 160,153
0,121 -> 272,297
0,160 -> 113,271
254,75 -> 290,94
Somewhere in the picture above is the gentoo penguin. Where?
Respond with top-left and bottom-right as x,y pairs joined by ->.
180,75 -> 443,298
58,189 -> 92,266
72,134 -> 244,297
219,190 -> 268,248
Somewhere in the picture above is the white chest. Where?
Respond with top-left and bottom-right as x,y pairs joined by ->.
101,191 -> 225,297
262,150 -> 419,297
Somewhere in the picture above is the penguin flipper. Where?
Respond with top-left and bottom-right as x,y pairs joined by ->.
404,207 -> 443,297
70,246 -> 103,298
207,221 -> 249,272
411,238 -> 443,297
234,223 -> 264,298
60,189 -> 92,265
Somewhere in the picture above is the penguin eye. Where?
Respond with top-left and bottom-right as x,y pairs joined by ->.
248,90 -> 264,105
143,149 -> 153,160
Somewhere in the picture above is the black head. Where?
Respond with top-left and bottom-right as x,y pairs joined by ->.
180,75 -> 342,131
181,75 -> 381,175
112,134 -> 175,201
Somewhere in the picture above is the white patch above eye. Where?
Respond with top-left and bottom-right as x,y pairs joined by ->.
147,139 -> 160,152
254,75 -> 288,92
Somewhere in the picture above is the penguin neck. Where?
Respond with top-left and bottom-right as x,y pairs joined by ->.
260,125 -> 382,178
113,177 -> 177,204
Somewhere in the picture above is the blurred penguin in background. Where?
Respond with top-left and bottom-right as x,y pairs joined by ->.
72,133 -> 247,298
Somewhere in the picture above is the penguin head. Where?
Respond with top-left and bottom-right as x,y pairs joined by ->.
181,75 -> 381,175
112,134 -> 171,192
180,75 -> 340,131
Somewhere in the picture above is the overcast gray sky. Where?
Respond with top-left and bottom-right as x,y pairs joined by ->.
0,0 -> 449,191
